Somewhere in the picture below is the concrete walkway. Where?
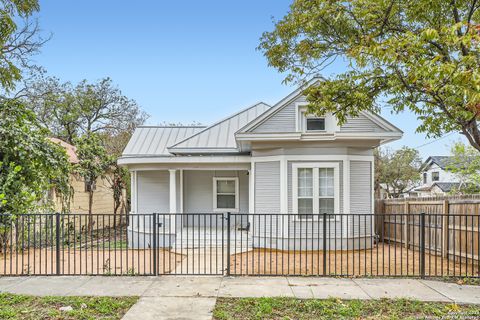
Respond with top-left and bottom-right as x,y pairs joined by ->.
0,276 -> 479,319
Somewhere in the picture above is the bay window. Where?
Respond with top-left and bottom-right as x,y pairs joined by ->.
293,163 -> 339,220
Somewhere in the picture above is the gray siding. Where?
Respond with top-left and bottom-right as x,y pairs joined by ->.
252,97 -> 306,133
184,170 -> 248,213
254,161 -> 280,213
350,161 -> 373,237
341,114 -> 385,132
137,170 -> 169,214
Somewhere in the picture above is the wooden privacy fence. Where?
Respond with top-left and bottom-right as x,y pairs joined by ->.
375,195 -> 480,269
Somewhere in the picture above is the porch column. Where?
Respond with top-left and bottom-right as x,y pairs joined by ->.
169,169 -> 177,233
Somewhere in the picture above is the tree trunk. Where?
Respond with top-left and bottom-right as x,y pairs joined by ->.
88,189 -> 94,232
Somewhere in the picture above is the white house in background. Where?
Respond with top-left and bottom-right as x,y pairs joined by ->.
118,79 -> 403,250
412,156 -> 460,197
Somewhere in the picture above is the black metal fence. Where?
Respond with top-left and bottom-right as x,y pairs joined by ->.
0,213 -> 478,278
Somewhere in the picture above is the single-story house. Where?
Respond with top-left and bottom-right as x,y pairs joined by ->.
118,79 -> 403,249
49,138 -> 126,218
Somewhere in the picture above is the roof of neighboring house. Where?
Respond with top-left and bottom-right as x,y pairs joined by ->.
415,182 -> 460,193
168,102 -> 271,154
431,182 -> 460,192
122,126 -> 206,157
48,138 -> 79,163
421,156 -> 453,171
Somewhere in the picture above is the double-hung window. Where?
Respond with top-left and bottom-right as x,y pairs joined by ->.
293,163 -> 339,220
213,177 -> 239,212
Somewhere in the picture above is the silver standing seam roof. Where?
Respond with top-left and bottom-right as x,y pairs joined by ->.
122,126 -> 205,157
168,102 -> 271,153
121,102 -> 271,157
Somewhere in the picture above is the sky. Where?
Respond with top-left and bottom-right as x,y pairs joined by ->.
33,0 -> 464,159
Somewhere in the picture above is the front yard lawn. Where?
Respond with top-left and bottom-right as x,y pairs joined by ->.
213,297 -> 480,320
0,293 -> 137,320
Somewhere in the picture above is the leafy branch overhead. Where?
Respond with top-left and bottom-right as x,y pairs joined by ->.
259,0 -> 480,151
0,0 -> 48,93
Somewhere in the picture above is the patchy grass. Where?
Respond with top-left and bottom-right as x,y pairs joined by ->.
0,293 -> 137,320
213,297 -> 480,320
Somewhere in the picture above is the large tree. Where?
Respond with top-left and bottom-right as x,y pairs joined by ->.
25,77 -> 148,144
375,147 -> 422,198
0,99 -> 71,215
259,0 -> 480,151
0,0 -> 47,94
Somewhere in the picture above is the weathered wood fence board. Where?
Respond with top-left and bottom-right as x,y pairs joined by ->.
375,195 -> 480,265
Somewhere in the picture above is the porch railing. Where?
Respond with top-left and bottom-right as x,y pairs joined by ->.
0,212 -> 478,278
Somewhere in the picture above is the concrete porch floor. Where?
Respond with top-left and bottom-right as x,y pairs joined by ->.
0,276 -> 479,319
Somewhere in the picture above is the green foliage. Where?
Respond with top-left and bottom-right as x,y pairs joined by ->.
447,141 -> 480,194
375,147 -> 421,198
25,77 -> 148,144
0,293 -> 138,320
0,99 -> 71,214
259,0 -> 480,151
0,0 -> 43,93
213,297 -> 480,320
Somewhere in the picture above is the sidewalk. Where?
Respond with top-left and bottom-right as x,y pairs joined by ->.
0,276 -> 479,319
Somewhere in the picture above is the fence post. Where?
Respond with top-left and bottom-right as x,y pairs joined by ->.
404,201 -> 409,249
55,212 -> 61,275
442,200 -> 449,258
323,212 -> 327,276
420,212 -> 426,279
226,212 -> 231,276
152,213 -> 157,276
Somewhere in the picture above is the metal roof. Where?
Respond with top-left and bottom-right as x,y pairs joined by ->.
122,126 -> 205,157
168,102 -> 271,153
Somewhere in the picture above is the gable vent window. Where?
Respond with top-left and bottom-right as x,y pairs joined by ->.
306,118 -> 325,131
432,171 -> 440,181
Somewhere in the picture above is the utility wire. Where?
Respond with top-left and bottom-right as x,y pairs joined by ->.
415,132 -> 455,149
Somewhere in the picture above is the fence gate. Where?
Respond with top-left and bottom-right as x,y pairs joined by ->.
155,213 -> 228,275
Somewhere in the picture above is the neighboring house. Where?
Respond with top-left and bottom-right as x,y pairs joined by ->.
118,79 -> 403,249
49,138 -> 122,215
413,156 -> 460,197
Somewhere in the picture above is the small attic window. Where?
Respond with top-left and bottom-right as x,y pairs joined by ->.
306,118 -> 325,131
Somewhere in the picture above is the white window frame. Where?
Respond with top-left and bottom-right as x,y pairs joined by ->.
292,162 -> 340,221
212,177 -> 239,212
304,116 -> 326,132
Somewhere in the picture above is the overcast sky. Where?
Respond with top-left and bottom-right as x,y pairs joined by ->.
33,0 -> 465,158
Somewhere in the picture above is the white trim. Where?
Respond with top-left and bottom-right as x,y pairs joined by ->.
179,169 -> 184,213
118,155 -> 252,165
343,160 -> 350,237
212,177 -> 240,213
169,169 -> 177,232
252,155 -> 374,163
291,162 -> 340,221
249,166 -> 255,214
236,131 -> 402,142
280,158 -> 288,213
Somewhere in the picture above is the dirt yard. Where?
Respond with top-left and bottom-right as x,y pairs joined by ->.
229,243 -> 480,277
0,248 -> 184,275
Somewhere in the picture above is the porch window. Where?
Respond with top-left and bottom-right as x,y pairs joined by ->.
293,163 -> 338,220
213,177 -> 239,212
